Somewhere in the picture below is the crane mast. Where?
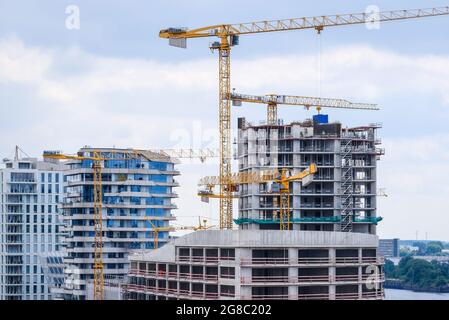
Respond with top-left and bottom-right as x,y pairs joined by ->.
160,6 -> 449,231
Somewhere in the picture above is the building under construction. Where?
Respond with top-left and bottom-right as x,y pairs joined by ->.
235,116 -> 384,233
125,116 -> 386,300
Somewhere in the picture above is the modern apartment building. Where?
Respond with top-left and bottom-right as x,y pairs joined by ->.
0,151 -> 65,300
56,147 -> 179,300
236,116 -> 384,234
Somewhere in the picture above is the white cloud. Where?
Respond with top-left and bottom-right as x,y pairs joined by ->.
0,36 -> 51,83
1,36 -> 449,239
378,135 -> 449,240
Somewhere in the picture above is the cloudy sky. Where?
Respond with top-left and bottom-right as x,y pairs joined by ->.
1,0 -> 449,240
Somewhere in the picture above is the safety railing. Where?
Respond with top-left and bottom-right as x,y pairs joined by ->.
129,269 -> 220,282
297,257 -> 331,265
241,274 -> 383,285
298,293 -> 330,300
240,257 -> 290,265
177,256 -> 220,264
240,257 -> 384,266
298,275 -> 331,283
241,294 -> 294,300
335,291 -> 384,300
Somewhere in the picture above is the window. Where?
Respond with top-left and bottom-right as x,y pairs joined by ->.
48,173 -> 52,183
19,162 -> 30,169
55,173 -> 59,183
41,173 -> 45,182
220,267 -> 235,279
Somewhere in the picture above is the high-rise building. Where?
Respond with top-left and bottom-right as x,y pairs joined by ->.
0,151 -> 65,300
56,147 -> 179,300
235,116 -> 384,233
125,116 -> 386,300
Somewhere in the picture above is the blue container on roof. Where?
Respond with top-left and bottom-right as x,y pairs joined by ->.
313,114 -> 329,124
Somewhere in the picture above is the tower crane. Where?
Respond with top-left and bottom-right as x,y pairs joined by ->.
230,92 -> 379,125
43,148 -> 220,300
145,217 -> 217,249
198,164 -> 317,230
43,150 -> 106,301
160,6 -> 449,231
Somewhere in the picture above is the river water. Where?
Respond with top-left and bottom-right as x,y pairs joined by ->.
385,288 -> 449,300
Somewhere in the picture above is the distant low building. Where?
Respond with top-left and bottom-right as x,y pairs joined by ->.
400,245 -> 419,254
379,239 -> 400,258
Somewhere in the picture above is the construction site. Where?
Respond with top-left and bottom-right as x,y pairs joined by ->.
123,6 -> 449,301
1,5 -> 449,301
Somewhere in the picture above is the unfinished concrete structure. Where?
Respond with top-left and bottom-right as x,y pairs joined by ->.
125,230 -> 384,300
236,117 -> 384,233
125,116 -> 386,300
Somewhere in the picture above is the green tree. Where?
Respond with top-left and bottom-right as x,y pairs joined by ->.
397,257 -> 449,289
426,241 -> 443,255
384,259 -> 397,278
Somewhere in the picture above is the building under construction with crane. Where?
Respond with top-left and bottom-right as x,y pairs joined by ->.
51,147 -> 179,300
125,115 -> 386,300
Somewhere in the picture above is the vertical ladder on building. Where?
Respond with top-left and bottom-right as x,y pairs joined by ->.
340,138 -> 354,232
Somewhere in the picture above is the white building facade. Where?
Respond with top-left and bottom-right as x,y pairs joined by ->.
0,155 -> 65,300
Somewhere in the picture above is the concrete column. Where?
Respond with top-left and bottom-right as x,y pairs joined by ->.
329,248 -> 336,300
236,248 -> 251,299
288,248 -> 298,298
358,265 -> 363,299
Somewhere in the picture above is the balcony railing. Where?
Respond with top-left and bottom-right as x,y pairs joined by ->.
241,274 -> 383,284
128,269 -> 220,282
240,257 -> 384,266
298,293 -> 330,300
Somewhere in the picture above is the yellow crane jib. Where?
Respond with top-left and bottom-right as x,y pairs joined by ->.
229,92 -> 379,125
198,164 -> 317,230
144,218 -> 175,250
146,217 -> 218,249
